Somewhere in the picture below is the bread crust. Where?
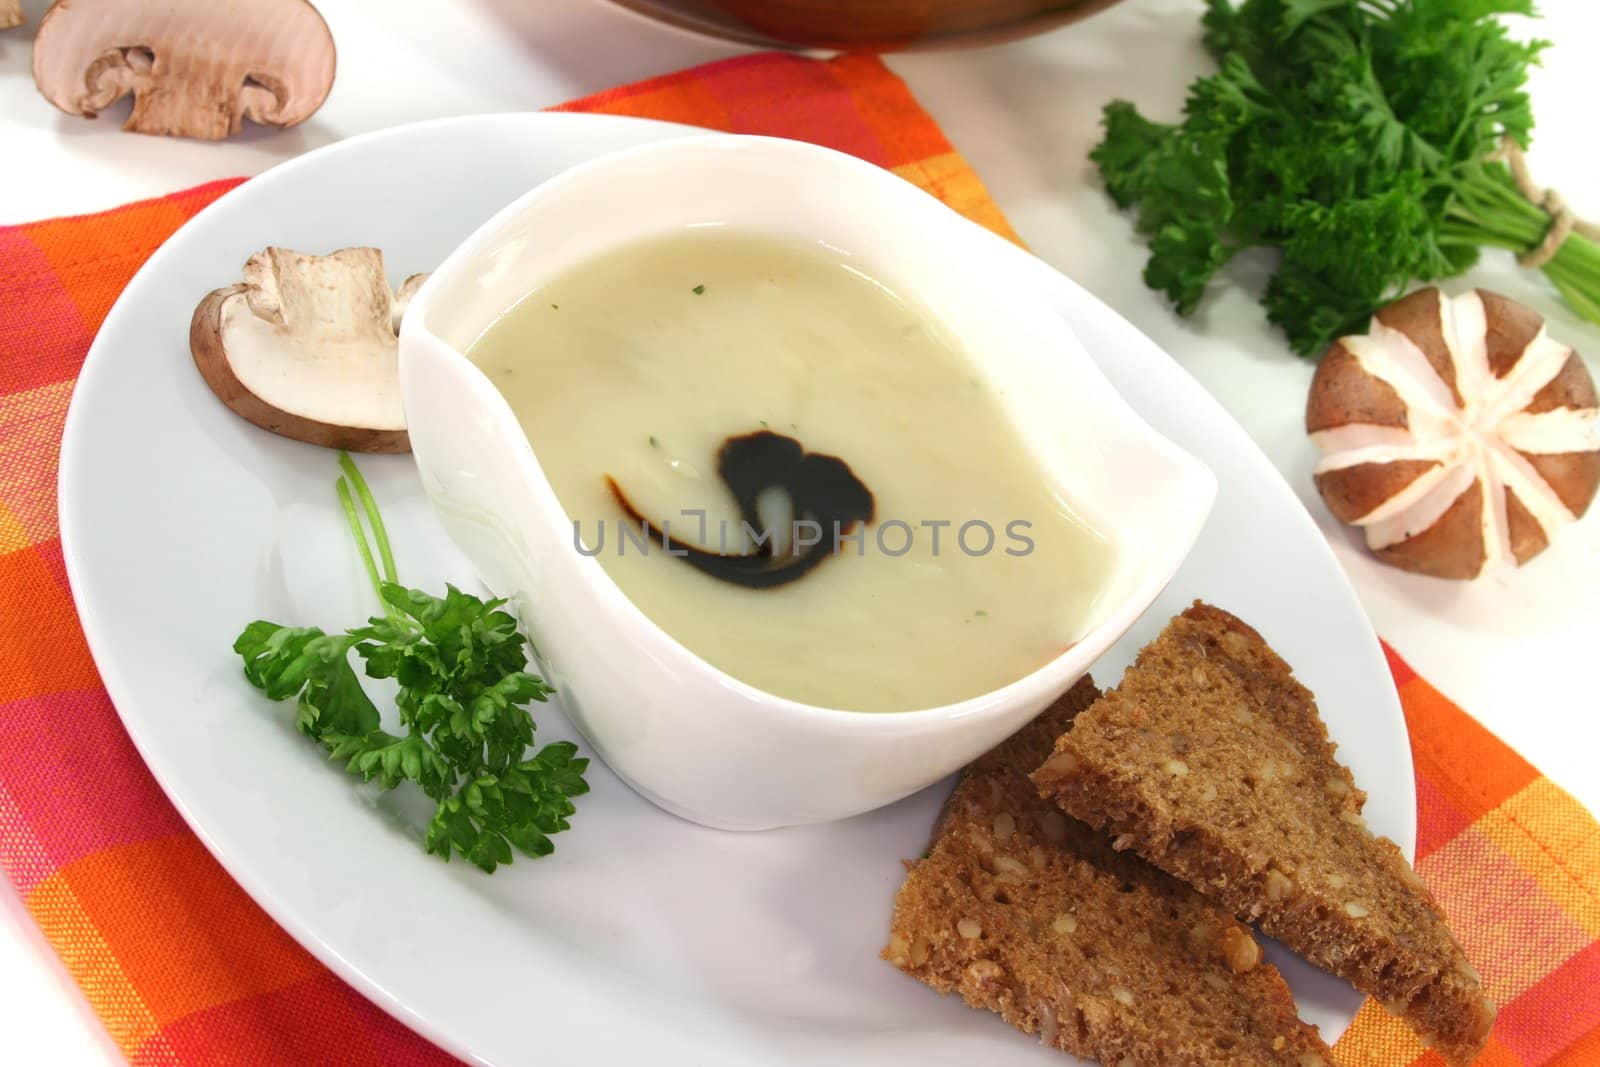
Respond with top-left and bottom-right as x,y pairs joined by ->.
1033,603 -> 1495,1066
887,677 -> 1333,1065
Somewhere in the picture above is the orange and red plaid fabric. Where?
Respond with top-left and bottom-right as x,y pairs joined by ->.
1,53 -> 1596,1066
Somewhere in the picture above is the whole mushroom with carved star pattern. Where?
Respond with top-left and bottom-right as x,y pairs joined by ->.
1306,288 -> 1599,580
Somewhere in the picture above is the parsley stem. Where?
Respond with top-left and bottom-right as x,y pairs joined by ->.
337,476 -> 386,606
1443,164 -> 1600,328
1551,272 -> 1600,323
338,452 -> 399,586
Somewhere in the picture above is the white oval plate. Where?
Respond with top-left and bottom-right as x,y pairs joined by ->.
58,113 -> 1412,1066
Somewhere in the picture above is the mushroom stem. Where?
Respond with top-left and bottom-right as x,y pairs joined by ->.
126,53 -> 250,139
190,246 -> 424,454
31,0 -> 335,140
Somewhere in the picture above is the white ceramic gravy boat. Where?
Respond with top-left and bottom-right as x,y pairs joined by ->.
399,134 -> 1215,830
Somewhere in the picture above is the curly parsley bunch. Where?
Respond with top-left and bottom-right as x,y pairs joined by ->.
1094,0 -> 1600,355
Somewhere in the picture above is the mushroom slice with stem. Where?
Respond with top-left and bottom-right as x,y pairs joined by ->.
191,247 -> 428,454
31,0 -> 335,139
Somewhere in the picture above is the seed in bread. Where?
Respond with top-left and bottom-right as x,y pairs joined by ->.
886,677 -> 1332,1065
1032,604 -> 1493,1066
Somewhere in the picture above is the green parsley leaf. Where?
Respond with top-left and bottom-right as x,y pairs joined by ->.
1093,0 -> 1599,355
234,454 -> 586,873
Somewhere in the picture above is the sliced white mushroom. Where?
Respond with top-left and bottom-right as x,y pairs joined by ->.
32,0 -> 336,139
190,247 -> 429,454
1,1 -> 24,32
391,272 -> 429,334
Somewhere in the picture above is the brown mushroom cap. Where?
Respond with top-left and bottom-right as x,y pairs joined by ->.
191,247 -> 426,454
1306,287 -> 1599,580
32,0 -> 335,139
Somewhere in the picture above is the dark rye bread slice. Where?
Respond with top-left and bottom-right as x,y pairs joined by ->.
1032,604 -> 1493,1066
884,677 -> 1332,1066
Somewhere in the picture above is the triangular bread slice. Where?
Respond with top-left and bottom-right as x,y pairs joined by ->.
1031,604 -> 1493,1066
885,677 -> 1333,1065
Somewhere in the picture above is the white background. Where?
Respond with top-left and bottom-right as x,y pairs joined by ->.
1,0 -> 1596,1062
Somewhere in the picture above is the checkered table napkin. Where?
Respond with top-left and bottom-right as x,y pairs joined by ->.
1,52 -> 1595,1066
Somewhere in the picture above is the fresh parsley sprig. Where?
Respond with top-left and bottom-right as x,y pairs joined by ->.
233,453 -> 587,873
1093,0 -> 1600,355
